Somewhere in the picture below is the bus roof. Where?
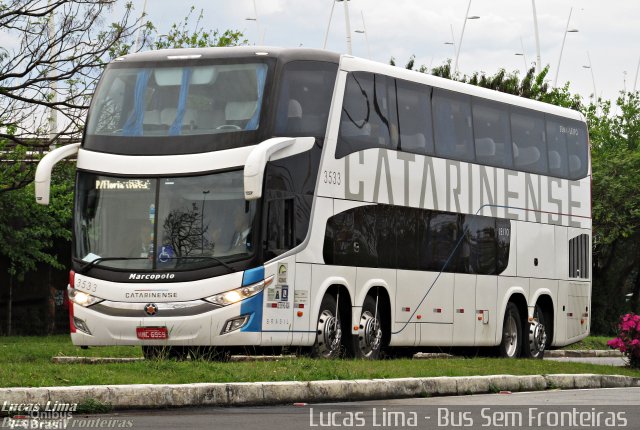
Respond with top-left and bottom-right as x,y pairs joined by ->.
112,46 -> 584,123
112,46 -> 341,65
338,55 -> 586,123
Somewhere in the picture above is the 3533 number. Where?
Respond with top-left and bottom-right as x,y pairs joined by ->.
323,170 -> 341,185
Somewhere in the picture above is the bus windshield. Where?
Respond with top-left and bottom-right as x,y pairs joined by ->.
74,170 -> 257,272
87,63 -> 268,137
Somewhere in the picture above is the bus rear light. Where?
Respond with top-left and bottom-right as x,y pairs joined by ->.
402,307 -> 410,312
271,303 -> 278,308
416,315 -> 422,320
297,304 -> 305,309
69,270 -> 75,288
297,311 -> 303,317
456,309 -> 465,314
433,308 -> 442,313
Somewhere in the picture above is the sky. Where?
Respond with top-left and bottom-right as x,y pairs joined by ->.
123,0 -> 639,105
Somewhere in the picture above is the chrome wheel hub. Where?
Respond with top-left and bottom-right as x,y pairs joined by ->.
529,320 -> 547,356
359,311 -> 382,357
316,309 -> 341,358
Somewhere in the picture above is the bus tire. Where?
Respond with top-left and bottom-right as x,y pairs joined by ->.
522,304 -> 547,359
352,295 -> 384,360
311,294 -> 343,358
499,302 -> 522,358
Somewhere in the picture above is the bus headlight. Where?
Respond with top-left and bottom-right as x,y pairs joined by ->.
68,287 -> 104,307
205,275 -> 274,306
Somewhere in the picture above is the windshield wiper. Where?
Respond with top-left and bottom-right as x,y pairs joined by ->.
168,256 -> 235,273
78,257 -> 149,274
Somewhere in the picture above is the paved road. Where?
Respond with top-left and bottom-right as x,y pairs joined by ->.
60,388 -> 640,430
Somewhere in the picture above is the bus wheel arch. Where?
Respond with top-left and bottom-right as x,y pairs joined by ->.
311,284 -> 352,358
351,286 -> 391,359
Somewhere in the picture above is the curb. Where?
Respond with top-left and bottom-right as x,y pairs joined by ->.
546,350 -> 622,358
1,374 -> 638,411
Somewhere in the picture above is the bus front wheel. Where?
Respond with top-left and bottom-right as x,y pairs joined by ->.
499,302 -> 522,358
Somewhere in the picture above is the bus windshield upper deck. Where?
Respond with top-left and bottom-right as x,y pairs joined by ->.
87,62 -> 268,138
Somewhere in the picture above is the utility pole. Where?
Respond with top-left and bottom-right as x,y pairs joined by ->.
531,0 -> 542,74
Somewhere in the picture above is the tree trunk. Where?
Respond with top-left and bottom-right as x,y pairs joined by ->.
47,267 -> 56,334
7,275 -> 12,336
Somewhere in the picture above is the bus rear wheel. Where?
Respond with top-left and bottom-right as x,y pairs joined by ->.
499,302 -> 522,358
522,304 -> 547,359
352,295 -> 384,360
311,294 -> 343,358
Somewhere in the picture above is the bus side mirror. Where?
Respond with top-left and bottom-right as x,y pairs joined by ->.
35,143 -> 80,205
244,136 -> 315,200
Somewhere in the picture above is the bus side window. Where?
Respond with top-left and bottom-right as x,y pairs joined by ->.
336,72 -> 398,158
422,212 -> 459,272
511,109 -> 547,175
564,120 -> 588,180
265,198 -> 295,260
274,61 -> 338,138
472,98 -> 513,169
396,80 -> 434,155
395,207 -> 419,270
460,215 -> 497,275
432,89 -> 474,163
545,116 -> 570,178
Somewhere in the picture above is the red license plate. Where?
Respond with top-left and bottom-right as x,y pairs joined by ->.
136,327 -> 168,340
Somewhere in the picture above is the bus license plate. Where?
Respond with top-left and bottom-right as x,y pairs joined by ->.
136,327 -> 168,340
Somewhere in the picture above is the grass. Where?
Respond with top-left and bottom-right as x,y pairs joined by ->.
0,335 -> 636,388
562,335 -> 612,350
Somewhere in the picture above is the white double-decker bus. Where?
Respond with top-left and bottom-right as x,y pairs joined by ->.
36,47 -> 591,359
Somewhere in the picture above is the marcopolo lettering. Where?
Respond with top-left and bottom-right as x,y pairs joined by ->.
129,273 -> 176,280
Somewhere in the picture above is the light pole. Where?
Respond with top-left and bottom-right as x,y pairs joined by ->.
531,0 -> 542,74
323,0 -> 353,55
444,24 -> 456,60
554,7 -> 578,87
633,56 -> 640,93
354,10 -> 370,59
245,0 -> 262,45
582,52 -> 597,101
453,0 -> 479,77
515,53 -> 527,71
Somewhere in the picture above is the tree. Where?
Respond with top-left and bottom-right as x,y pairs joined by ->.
587,93 -> 640,332
0,161 -> 73,335
151,6 -> 246,50
0,0 -> 151,192
0,3 -> 247,334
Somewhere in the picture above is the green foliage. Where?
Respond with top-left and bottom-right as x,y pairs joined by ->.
0,161 -> 73,280
152,6 -> 247,50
